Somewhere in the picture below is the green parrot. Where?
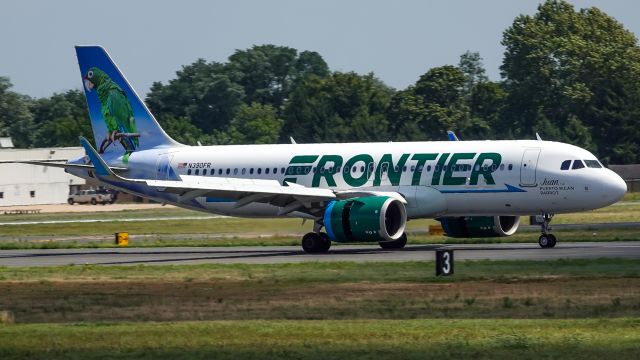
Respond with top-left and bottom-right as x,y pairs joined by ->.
83,67 -> 139,160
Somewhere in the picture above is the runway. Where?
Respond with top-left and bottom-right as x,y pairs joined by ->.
0,241 -> 639,267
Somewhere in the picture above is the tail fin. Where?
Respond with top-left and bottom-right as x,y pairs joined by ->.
75,46 -> 181,160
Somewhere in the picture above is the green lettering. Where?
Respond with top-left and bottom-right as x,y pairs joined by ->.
443,153 -> 475,185
374,153 -> 409,186
411,153 -> 438,185
290,155 -> 319,164
312,155 -> 343,187
343,154 -> 374,187
470,152 -> 502,185
431,153 -> 450,185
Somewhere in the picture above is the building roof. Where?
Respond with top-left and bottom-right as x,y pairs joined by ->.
0,137 -> 14,148
608,165 -> 640,180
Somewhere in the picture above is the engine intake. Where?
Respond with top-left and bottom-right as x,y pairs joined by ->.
440,216 -> 520,238
324,196 -> 407,243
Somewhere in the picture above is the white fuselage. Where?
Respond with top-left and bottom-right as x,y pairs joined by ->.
72,139 -> 626,220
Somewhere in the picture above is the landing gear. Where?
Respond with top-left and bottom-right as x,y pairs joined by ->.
538,213 -> 557,248
379,233 -> 408,249
301,232 -> 331,253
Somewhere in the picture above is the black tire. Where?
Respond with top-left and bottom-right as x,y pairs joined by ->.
548,234 -> 557,248
90,198 -> 97,205
538,234 -> 550,248
301,232 -> 329,254
67,198 -> 74,205
319,232 -> 332,252
379,233 -> 408,250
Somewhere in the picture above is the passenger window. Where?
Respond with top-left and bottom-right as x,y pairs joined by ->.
560,160 -> 571,170
195,169 -> 199,175
226,168 -> 230,175
281,167 -> 285,174
500,164 -> 504,171
572,160 -> 585,169
266,168 -> 270,174
234,168 -> 238,175
202,169 -> 207,175
250,168 -> 254,175
411,165 -> 416,171
474,164 -> 480,171
187,169 -> 192,175
360,166 -> 365,172
242,168 -> 246,175
403,166 -> 407,172
257,168 -> 262,174
427,165 -> 431,172
273,168 -> 277,174
508,164 -> 513,171
218,169 -> 223,175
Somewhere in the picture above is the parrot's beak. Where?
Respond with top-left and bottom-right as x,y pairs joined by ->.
83,78 -> 94,92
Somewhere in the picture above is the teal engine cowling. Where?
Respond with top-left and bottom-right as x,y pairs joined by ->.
324,196 -> 407,243
439,216 -> 520,238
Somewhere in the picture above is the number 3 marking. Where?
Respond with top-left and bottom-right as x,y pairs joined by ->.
442,252 -> 450,274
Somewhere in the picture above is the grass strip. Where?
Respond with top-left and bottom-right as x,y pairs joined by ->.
0,318 -> 639,359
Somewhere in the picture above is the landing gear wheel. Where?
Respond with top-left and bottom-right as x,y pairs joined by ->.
379,233 -> 408,250
539,234 -> 557,248
302,232 -> 330,254
548,234 -> 557,248
319,232 -> 332,252
538,234 -> 551,248
538,213 -> 557,248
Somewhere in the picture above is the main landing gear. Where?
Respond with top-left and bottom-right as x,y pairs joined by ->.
538,213 -> 557,248
301,232 -> 331,253
301,222 -> 331,254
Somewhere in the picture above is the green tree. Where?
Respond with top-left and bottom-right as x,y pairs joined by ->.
31,90 -> 93,147
388,66 -> 489,141
501,0 -> 640,162
228,103 -> 283,144
0,77 -> 35,148
283,72 -> 394,143
458,51 -> 488,96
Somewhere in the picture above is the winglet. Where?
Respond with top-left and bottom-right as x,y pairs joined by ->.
79,136 -> 117,178
446,130 -> 460,141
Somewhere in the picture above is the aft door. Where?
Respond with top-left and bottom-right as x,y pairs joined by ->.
520,148 -> 541,187
156,153 -> 173,180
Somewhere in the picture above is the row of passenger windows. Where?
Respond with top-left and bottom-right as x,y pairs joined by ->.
560,159 -> 603,170
185,163 -> 516,176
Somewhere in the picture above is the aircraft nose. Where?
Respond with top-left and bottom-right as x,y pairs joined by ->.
602,171 -> 627,203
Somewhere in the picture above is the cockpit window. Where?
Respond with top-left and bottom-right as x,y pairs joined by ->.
584,160 -> 603,168
572,160 -> 585,169
560,160 -> 571,170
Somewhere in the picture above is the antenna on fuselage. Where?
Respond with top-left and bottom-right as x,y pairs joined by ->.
535,133 -> 542,141
290,137 -> 297,144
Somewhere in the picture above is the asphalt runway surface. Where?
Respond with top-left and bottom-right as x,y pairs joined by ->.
0,241 -> 639,267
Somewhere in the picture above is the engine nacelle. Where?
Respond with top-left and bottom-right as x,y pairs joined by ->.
324,196 -> 407,243
439,216 -> 520,238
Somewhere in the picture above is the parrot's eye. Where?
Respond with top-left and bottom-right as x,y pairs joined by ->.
87,70 -> 94,79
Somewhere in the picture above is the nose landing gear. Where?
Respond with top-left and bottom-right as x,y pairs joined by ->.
538,213 -> 556,248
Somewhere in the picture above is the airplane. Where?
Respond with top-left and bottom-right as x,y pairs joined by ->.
19,46 -> 628,253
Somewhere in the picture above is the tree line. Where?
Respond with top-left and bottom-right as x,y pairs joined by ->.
1,1 -> 640,164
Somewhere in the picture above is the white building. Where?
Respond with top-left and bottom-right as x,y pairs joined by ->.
0,145 -> 86,206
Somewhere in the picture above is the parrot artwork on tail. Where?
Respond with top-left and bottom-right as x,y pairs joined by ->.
83,67 -> 139,162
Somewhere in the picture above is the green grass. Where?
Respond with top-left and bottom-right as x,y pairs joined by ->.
2,258 -> 638,283
1,318 -> 639,359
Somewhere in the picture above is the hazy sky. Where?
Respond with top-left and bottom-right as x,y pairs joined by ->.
1,1 -> 639,98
